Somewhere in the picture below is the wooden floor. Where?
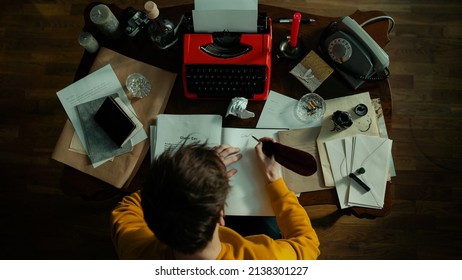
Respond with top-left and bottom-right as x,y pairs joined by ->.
1,0 -> 461,259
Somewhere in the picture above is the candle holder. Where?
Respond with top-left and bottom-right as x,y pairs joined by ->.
277,36 -> 304,60
277,12 -> 304,60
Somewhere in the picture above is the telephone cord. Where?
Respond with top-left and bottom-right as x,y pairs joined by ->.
360,15 -> 395,34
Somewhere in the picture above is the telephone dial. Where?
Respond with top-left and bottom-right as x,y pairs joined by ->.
319,16 -> 390,89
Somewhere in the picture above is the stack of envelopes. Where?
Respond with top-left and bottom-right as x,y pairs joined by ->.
325,135 -> 393,209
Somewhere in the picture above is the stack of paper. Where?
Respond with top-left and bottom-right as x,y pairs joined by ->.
56,64 -> 147,168
325,135 -> 392,209
52,48 -> 177,189
76,94 -> 144,165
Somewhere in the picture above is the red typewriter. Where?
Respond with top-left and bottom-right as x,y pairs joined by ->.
182,14 -> 272,101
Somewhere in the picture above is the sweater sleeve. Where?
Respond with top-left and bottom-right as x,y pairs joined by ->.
266,178 -> 320,259
110,191 -> 159,259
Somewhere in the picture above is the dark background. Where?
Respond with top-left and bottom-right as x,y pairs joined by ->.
0,0 -> 461,259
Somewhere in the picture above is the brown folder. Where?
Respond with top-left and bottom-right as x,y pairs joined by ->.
52,47 -> 177,189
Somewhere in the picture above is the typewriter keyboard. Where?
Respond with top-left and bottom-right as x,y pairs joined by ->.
184,64 -> 268,98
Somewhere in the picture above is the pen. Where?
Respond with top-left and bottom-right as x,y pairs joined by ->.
349,172 -> 370,192
252,135 -> 260,142
274,18 -> 316,23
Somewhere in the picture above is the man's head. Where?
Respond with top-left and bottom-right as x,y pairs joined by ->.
141,142 -> 230,255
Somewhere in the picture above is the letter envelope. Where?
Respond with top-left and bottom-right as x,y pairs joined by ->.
325,137 -> 351,209
348,135 -> 392,209
325,135 -> 392,209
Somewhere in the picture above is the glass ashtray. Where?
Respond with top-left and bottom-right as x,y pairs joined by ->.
294,93 -> 326,123
125,73 -> 151,99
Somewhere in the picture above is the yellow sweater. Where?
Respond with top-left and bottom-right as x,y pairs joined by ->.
110,178 -> 320,259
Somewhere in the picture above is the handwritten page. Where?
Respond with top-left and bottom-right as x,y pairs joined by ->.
56,64 -> 124,152
222,128 -> 281,216
152,114 -> 222,159
151,114 -> 283,216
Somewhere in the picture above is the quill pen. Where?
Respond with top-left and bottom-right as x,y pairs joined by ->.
253,136 -> 317,176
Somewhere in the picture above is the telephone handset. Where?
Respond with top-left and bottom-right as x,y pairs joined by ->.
320,16 -> 390,89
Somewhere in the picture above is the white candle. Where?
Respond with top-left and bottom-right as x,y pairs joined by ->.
78,32 -> 99,53
89,4 -> 121,39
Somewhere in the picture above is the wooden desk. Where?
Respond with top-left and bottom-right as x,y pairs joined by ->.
62,2 -> 393,218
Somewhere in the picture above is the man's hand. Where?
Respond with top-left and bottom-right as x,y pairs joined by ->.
214,144 -> 242,178
254,137 -> 283,183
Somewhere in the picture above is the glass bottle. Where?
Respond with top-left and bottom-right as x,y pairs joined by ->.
144,1 -> 177,49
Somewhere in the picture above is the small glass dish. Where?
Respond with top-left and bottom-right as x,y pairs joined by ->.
294,93 -> 326,123
125,73 -> 151,99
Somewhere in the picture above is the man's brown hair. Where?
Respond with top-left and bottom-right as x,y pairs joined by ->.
141,142 -> 230,254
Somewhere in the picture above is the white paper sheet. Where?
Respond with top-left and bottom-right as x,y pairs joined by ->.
57,65 -> 121,151
222,128 -> 281,216
192,0 -> 258,33
256,90 -> 322,129
56,64 -> 147,167
194,0 -> 256,10
152,114 -> 222,158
